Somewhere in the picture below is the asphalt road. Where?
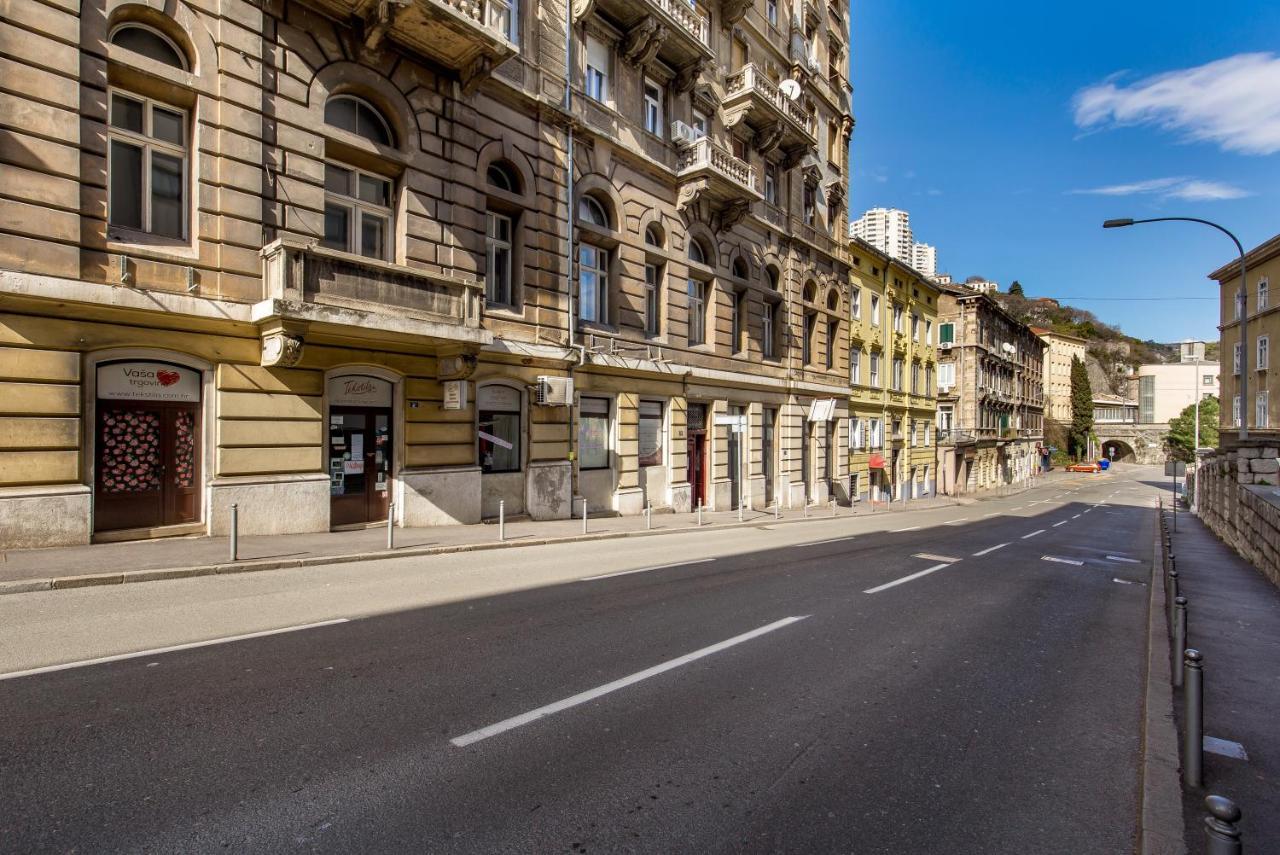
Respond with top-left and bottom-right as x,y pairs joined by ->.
0,468 -> 1161,853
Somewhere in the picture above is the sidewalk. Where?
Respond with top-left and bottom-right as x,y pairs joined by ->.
1170,505 -> 1280,849
0,493 -> 965,594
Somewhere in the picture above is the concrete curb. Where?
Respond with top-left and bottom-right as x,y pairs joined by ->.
1138,503 -> 1187,855
0,496 -> 964,597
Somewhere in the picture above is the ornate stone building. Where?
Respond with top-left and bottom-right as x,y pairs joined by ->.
0,0 -> 854,547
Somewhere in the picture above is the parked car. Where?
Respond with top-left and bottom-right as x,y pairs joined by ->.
1066,462 -> 1100,473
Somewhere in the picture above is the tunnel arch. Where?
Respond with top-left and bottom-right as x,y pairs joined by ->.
1100,439 -> 1136,463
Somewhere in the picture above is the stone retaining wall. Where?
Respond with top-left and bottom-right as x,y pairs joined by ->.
1195,448 -> 1280,588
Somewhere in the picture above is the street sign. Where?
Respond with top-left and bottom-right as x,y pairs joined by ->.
714,414 -> 747,432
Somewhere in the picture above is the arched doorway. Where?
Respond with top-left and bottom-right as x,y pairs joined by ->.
327,371 -> 397,527
1101,439 -> 1136,463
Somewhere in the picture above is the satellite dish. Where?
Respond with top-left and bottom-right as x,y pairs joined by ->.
779,78 -> 802,100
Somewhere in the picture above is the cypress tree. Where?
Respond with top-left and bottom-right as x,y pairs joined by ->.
1069,355 -> 1094,459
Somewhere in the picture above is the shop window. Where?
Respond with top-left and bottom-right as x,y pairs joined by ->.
478,385 -> 521,473
638,400 -> 664,467
107,90 -> 187,239
578,396 -> 611,470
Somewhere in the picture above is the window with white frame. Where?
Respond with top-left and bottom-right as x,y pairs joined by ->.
1235,290 -> 1244,321
762,300 -> 777,357
851,287 -> 861,320
644,262 -> 661,335
1233,395 -> 1241,427
925,363 -> 934,396
850,346 -> 861,384
1259,335 -> 1270,371
323,163 -> 393,260
869,352 -> 880,387
766,0 -> 778,26
764,162 -> 778,205
578,243 -> 608,323
870,294 -> 881,326
643,78 -> 663,136
893,303 -> 904,333
925,319 -> 933,344
691,109 -> 708,138
938,361 -> 955,389
585,35 -> 610,103
1259,277 -> 1270,312
1258,391 -> 1270,428
911,313 -> 920,341
892,357 -> 904,391
489,0 -> 519,42
107,90 -> 188,239
869,417 -> 882,449
850,416 -> 862,449
485,212 -> 513,305
1234,342 -> 1242,375
911,361 -> 921,394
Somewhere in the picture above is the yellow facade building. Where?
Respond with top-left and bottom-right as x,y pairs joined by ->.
1211,232 -> 1280,444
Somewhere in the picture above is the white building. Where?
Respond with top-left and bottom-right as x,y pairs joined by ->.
912,243 -> 937,277
851,208 -> 914,261
1138,360 -> 1219,424
964,276 -> 999,294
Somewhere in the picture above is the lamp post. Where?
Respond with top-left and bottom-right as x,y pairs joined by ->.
1103,217 -> 1248,443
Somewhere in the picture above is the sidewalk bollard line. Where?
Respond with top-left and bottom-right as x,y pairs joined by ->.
386,502 -> 395,550
229,503 -> 239,562
1184,648 -> 1204,788
831,499 -> 836,518
774,500 -> 780,520
697,502 -> 702,527
1173,597 -> 1187,689
1168,568 -> 1179,631
1203,795 -> 1243,855
646,501 -> 651,531
498,499 -> 505,542
738,497 -> 743,523
582,499 -> 588,535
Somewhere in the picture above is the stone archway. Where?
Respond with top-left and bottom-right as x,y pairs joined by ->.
1101,439 -> 1136,463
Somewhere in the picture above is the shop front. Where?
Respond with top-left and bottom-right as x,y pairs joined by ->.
327,374 -> 394,528
93,360 -> 204,537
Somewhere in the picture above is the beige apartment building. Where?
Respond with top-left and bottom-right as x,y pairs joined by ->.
1032,327 -> 1086,424
934,285 -> 1046,494
1211,232 -> 1280,445
846,239 -> 939,501
0,0 -> 855,548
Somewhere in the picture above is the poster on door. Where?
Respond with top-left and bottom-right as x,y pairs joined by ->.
97,362 -> 201,402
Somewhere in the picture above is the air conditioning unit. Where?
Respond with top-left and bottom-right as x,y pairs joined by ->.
938,342 -> 953,351
670,121 -> 701,146
534,376 -> 574,406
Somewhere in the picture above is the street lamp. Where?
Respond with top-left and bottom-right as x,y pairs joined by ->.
1103,216 -> 1248,442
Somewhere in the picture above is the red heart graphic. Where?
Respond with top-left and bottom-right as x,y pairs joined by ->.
156,370 -> 181,386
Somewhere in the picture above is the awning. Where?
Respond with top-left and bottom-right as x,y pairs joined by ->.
868,453 -> 886,469
807,398 -> 836,421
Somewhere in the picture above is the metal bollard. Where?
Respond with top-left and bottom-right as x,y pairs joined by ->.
1173,597 -> 1188,688
498,499 -> 505,542
646,501 -> 652,530
774,500 -> 780,520
387,502 -> 395,550
1168,568 -> 1180,628
831,499 -> 836,518
1184,648 -> 1204,788
739,497 -> 744,522
582,499 -> 588,534
1203,795 -> 1243,855
697,502 -> 702,527
229,503 -> 239,562
803,501 -> 809,518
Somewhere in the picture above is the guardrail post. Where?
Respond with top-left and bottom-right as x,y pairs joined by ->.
229,502 -> 239,562
1173,597 -> 1188,688
386,502 -> 395,550
1183,648 -> 1204,788
1203,795 -> 1243,855
498,499 -> 505,542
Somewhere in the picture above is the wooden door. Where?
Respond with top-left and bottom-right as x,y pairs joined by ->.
329,407 -> 392,527
687,433 -> 706,509
95,400 -> 201,532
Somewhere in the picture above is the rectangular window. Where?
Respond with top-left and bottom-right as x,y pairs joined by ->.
870,294 -> 880,326
1258,392 -> 1270,428
850,416 -> 862,450
764,163 -> 778,205
585,35 -> 609,103
643,78 -> 663,136
766,0 -> 777,26
926,364 -> 934,396
939,321 -> 955,343
691,110 -> 708,138
925,319 -> 933,344
803,313 -> 815,363
1139,375 -> 1155,424
893,304 -> 904,333
489,0 -> 518,41
803,184 -> 816,226
869,418 -> 882,449
1233,395 -> 1241,427
485,212 -> 513,305
911,313 -> 920,342
478,386 -> 522,474
826,320 -> 838,368
1234,342 -> 1243,375
108,91 -> 188,239
762,302 -> 775,358
638,400 -> 664,467
323,162 -> 393,261
869,352 -> 880,388
938,362 -> 955,389
732,290 -> 747,353
1259,277 -> 1270,312
578,243 -> 608,323
850,346 -> 861,385
911,362 -> 921,394
688,278 -> 707,345
578,396 -> 611,470
851,287 -> 861,320
1204,374 -> 1215,386
893,357 -> 904,391
644,263 -> 661,335
1259,335 -> 1269,371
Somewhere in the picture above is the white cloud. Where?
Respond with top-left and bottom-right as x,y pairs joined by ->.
1073,53 -> 1280,155
1069,176 -> 1250,201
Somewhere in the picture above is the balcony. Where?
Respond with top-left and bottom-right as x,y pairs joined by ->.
579,0 -> 712,72
722,63 -> 817,154
676,138 -> 761,229
305,0 -> 516,92
257,238 -> 490,361
936,429 -> 977,446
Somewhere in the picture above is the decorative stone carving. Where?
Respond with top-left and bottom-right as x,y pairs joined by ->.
721,0 -> 752,26
825,179 -> 845,209
261,330 -> 305,368
621,17 -> 667,67
362,0 -> 409,52
712,199 -> 752,234
755,121 -> 785,155
673,59 -> 708,95
459,55 -> 494,96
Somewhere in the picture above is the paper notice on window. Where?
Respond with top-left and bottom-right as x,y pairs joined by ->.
351,434 -> 364,457
344,460 -> 364,474
478,430 -> 513,450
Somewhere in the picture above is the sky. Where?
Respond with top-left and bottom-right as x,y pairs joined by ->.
848,0 -> 1280,344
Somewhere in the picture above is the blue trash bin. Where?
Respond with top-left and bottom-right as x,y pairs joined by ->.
1098,459 -> 1110,470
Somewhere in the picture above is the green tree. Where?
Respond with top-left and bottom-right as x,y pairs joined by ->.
1009,280 -> 1025,296
1069,355 -> 1093,459
1166,396 -> 1219,462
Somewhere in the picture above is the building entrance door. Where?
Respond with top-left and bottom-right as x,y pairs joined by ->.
327,375 -> 394,528
93,361 -> 203,535
762,408 -> 776,505
801,423 -> 812,503
687,403 -> 707,509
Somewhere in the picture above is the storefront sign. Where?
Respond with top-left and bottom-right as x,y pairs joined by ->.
868,453 -> 886,469
97,362 -> 201,402
328,375 -> 392,408
442,380 -> 468,411
808,399 -> 836,422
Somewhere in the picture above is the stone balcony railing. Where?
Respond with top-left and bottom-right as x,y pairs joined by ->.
677,137 -> 759,199
653,0 -> 710,46
724,63 -> 817,140
581,0 -> 711,70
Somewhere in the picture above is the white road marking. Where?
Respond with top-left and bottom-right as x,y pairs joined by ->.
1107,555 -> 1142,564
1203,736 -> 1249,760
1010,506 -> 1024,511
450,615 -> 809,746
943,518 -> 969,525
582,558 -> 715,581
973,543 -> 1009,556
1112,578 -> 1135,585
913,553 -> 961,563
1022,529 -> 1046,539
798,537 -> 855,548
1072,514 -> 1082,519
0,619 -> 351,682
864,563 -> 953,594
892,526 -> 921,533
983,512 -> 1000,517
1042,556 -> 1084,566
1082,508 -> 1093,514
1052,521 -> 1068,527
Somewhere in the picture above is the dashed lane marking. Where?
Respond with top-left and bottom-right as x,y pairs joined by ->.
913,553 -> 961,563
1052,521 -> 1068,527
943,518 -> 969,525
1204,736 -> 1249,760
1022,529 -> 1046,539
892,526 -> 921,533
973,543 -> 1009,556
1042,556 -> 1085,566
1106,555 -> 1142,564
864,563 -> 953,595
582,558 -> 716,581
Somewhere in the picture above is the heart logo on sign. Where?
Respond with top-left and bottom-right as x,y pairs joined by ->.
156,370 -> 181,387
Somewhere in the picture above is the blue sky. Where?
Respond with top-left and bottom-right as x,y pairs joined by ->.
848,0 -> 1280,344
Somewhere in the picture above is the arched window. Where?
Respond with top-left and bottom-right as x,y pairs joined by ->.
644,223 -> 664,248
732,257 -> 749,280
487,161 -> 520,194
324,95 -> 394,147
688,238 -> 708,266
826,289 -> 840,311
110,24 -> 186,70
765,265 -> 780,291
643,222 -> 665,336
578,195 -> 610,228
322,96 -> 395,260
803,281 -> 818,303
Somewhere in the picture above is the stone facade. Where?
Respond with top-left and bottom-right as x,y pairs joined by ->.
1195,447 -> 1280,588
1209,232 -> 1280,441
0,0 -> 855,547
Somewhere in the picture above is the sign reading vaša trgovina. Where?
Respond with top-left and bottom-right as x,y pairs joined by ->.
97,362 -> 201,402
327,375 -> 393,408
